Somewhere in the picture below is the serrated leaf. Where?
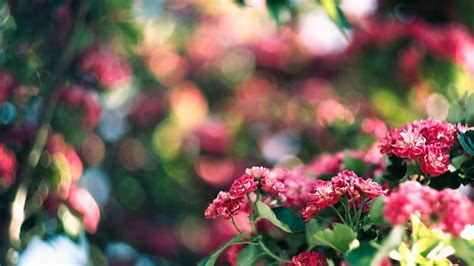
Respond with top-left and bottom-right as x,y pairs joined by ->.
346,242 -> 377,266
236,245 -> 262,266
306,221 -> 357,253
199,235 -> 243,266
256,201 -> 304,233
458,131 -> 474,156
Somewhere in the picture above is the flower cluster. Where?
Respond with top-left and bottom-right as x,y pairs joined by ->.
308,145 -> 387,179
57,86 -> 102,129
301,170 -> 385,221
205,166 -> 287,219
379,119 -> 457,176
384,181 -> 474,236
290,251 -> 327,266
0,142 -> 17,187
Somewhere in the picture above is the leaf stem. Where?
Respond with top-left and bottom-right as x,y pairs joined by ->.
258,240 -> 292,263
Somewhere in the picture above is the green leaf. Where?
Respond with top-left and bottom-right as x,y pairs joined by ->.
256,201 -> 305,233
346,242 -> 377,266
451,237 -> 474,265
234,0 -> 246,7
369,196 -> 388,225
199,235 -> 243,266
459,131 -> 474,156
236,245 -> 262,266
448,102 -> 465,123
306,221 -> 357,253
266,0 -> 291,25
384,156 -> 407,182
317,0 -> 350,30
343,152 -> 366,176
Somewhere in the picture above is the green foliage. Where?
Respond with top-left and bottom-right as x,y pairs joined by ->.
458,130 -> 474,156
256,201 -> 305,233
236,245 -> 263,266
198,235 -> 244,266
368,196 -> 388,225
266,0 -> 292,25
343,152 -> 366,176
306,219 -> 357,253
346,242 -> 377,266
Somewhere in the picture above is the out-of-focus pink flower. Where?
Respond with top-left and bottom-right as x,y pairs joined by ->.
0,71 -> 16,103
384,181 -> 474,236
68,186 -> 100,233
419,145 -> 449,177
54,4 -> 72,40
361,117 -> 388,139
195,120 -> 232,154
398,46 -> 424,84
226,244 -> 243,266
0,143 -> 17,187
128,91 -> 164,129
261,176 -> 287,198
79,48 -> 131,88
245,166 -> 270,179
290,251 -> 327,266
57,86 -> 102,129
272,168 -> 313,208
384,181 -> 438,225
437,189 -> 474,236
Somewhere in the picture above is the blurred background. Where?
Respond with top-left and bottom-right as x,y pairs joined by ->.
0,0 -> 473,265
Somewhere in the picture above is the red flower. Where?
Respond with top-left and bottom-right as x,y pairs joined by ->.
230,174 -> 258,198
419,145 -> 449,177
0,143 -> 17,187
290,251 -> 327,266
68,186 -> 100,233
205,191 -> 241,219
261,176 -> 287,198
392,124 -> 426,160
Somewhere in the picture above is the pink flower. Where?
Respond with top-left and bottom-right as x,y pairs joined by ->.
301,203 -> 320,222
245,166 -> 270,179
68,187 -> 100,233
276,169 -> 313,208
437,189 -> 474,236
205,192 -> 241,219
355,178 -> 385,199
57,86 -> 102,129
392,124 -> 426,160
379,129 -> 400,155
417,119 -> 457,150
308,181 -> 340,209
79,48 -> 131,88
0,71 -> 16,103
384,181 -> 438,225
419,145 -> 449,177
0,143 -> 17,187
290,251 -> 327,266
230,174 -> 258,197
261,176 -> 287,197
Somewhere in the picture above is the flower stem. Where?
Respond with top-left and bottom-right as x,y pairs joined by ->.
231,217 -> 243,235
329,206 -> 346,225
258,240 -> 292,263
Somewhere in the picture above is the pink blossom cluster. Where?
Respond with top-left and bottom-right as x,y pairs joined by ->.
270,168 -> 313,208
308,145 -> 386,179
79,48 -> 132,88
301,170 -> 385,221
379,119 -> 457,177
205,166 -> 287,219
0,142 -> 17,187
290,251 -> 327,266
57,86 -> 102,129
384,181 -> 474,236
